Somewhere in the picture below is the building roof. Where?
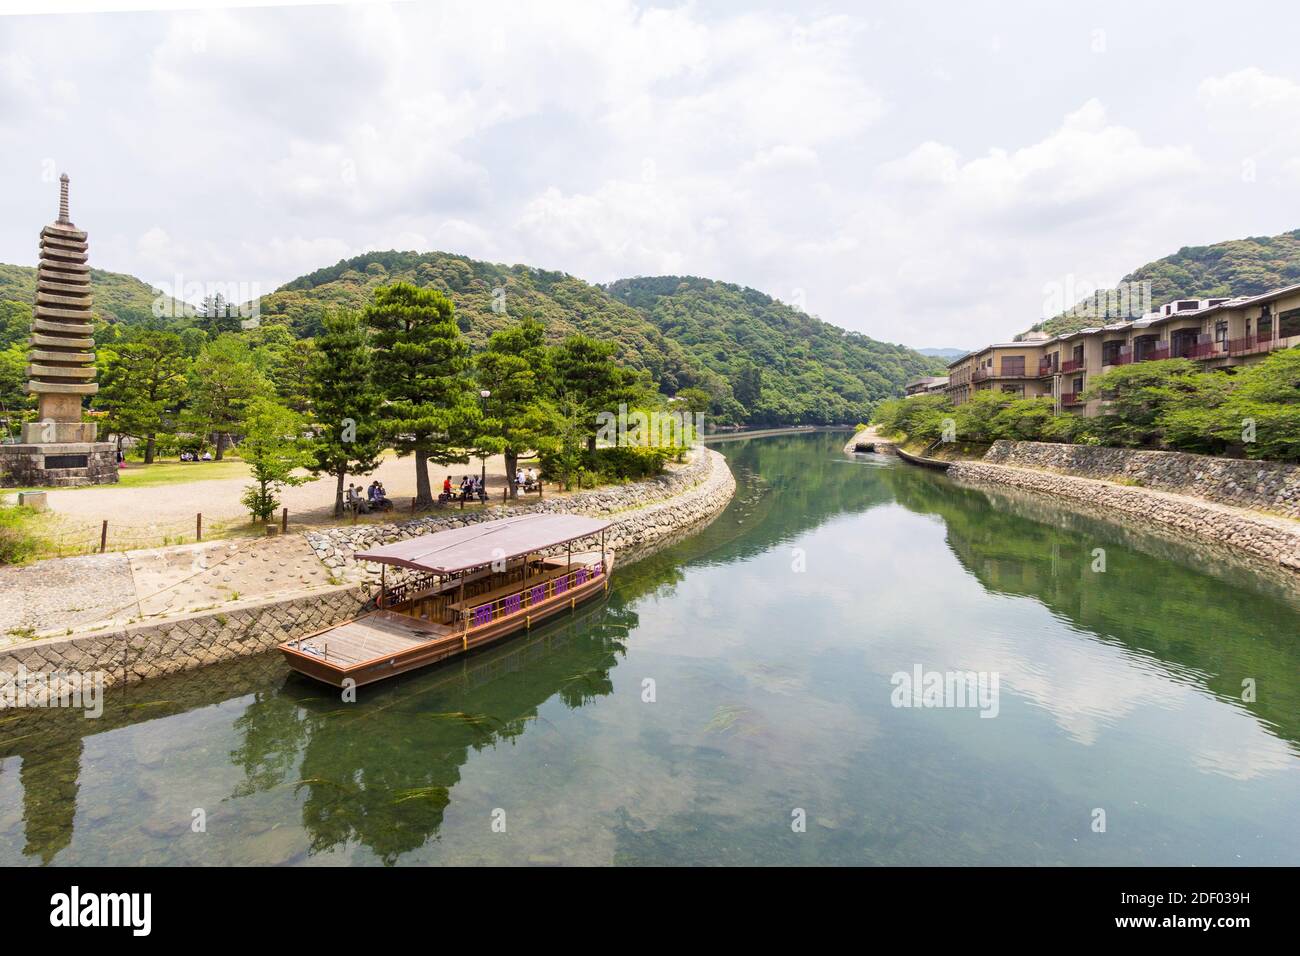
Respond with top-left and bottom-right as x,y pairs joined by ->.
947,280 -> 1300,371
355,513 -> 612,574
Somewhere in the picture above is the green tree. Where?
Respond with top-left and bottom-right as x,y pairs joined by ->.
95,329 -> 190,463
1083,359 -> 1207,447
475,317 -> 559,498
186,334 -> 269,459
239,399 -> 313,522
366,283 -> 476,508
248,323 -> 316,414
307,311 -> 385,517
0,344 -> 30,438
551,334 -> 644,452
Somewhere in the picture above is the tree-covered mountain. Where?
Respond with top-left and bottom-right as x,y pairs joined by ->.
257,251 -> 699,396
1027,228 -> 1300,337
917,347 -> 969,361
2,249 -> 945,427
263,254 -> 941,425
0,263 -> 188,332
606,275 -> 945,425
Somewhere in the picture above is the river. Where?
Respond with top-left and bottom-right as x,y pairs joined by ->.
3,431 -> 1298,865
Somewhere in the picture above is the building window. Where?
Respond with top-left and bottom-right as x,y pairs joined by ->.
1000,356 -> 1025,376
1215,320 -> 1228,346
1279,307 -> 1300,339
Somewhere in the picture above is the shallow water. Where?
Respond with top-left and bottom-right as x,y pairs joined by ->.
3,432 -> 1298,865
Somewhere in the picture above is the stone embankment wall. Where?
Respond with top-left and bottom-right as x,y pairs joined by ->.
0,585 -> 368,707
983,441 -> 1300,520
949,460 -> 1300,573
1,449 -> 735,706
308,447 -> 735,583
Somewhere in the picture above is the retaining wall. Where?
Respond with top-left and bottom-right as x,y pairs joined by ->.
983,441 -> 1300,520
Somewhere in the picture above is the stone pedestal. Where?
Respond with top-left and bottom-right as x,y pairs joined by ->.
0,442 -> 118,488
20,420 -> 99,443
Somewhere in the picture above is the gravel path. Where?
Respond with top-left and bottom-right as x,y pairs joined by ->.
10,451 -> 523,534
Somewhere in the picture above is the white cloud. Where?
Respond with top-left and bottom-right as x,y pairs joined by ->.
2,2 -> 1299,349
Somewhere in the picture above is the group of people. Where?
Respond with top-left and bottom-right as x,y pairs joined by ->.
344,468 -> 541,514
442,475 -> 487,503
346,480 -> 393,514
179,450 -> 214,462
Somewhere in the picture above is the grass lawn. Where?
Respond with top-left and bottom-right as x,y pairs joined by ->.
2,457 -> 251,496
115,458 -> 251,488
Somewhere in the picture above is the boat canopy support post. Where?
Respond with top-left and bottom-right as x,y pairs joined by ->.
600,530 -> 606,571
380,564 -> 386,609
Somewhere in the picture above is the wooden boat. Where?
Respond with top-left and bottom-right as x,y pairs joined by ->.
279,513 -> 614,688
894,445 -> 951,471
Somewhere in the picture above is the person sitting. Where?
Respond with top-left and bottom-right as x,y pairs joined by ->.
347,484 -> 370,515
371,481 -> 394,511
201,450 -> 213,461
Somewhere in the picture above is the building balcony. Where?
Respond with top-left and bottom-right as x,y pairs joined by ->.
1144,345 -> 1171,361
1037,360 -> 1055,377
1060,358 -> 1084,373
1175,341 -> 1222,360
1102,350 -> 1131,367
1227,333 -> 1279,356
972,367 -> 1031,383
1060,392 -> 1084,406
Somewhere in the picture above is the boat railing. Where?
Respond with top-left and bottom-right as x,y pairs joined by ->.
383,571 -> 442,607
463,560 -> 605,631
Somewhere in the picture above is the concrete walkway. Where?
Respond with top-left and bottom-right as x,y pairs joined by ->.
0,531 -> 336,645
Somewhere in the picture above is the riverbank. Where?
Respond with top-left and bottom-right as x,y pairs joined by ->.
948,459 -> 1300,572
851,431 -> 1300,572
0,448 -> 735,705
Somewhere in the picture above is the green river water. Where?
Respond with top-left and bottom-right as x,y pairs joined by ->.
2,431 -> 1298,865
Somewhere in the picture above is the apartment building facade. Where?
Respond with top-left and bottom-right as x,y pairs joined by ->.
946,283 -> 1300,415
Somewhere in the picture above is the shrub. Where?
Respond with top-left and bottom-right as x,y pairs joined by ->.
0,505 -> 44,565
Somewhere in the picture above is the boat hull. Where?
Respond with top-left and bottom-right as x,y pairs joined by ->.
279,557 -> 614,688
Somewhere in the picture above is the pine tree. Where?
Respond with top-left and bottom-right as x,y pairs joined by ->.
366,283 -> 476,508
96,329 -> 190,463
475,317 -> 559,498
308,311 -> 384,517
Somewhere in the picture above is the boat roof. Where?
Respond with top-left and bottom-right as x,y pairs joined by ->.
354,513 -> 612,574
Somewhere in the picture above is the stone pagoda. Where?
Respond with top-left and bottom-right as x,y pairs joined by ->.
0,174 -> 118,487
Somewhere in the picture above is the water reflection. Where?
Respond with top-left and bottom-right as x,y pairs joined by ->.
875,461 -> 1300,751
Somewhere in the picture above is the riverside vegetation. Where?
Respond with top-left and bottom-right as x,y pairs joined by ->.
872,349 -> 1300,462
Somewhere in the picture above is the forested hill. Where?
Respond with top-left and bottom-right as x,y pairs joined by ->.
1028,228 -> 1300,337
260,251 -> 698,395
0,263 -> 187,329
605,275 -> 945,425
2,249 -> 944,426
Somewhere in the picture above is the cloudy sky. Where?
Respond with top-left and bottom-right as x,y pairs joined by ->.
3,0 -> 1300,349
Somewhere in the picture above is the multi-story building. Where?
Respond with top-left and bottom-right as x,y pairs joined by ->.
945,283 -> 1300,415
904,375 -> 949,396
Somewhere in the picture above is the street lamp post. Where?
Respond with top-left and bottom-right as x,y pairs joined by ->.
479,389 -> 491,490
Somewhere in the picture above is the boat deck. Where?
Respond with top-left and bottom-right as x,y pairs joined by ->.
293,611 -> 454,666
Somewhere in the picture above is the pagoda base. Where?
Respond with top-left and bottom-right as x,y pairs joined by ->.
21,421 -> 99,443
0,442 -> 119,488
